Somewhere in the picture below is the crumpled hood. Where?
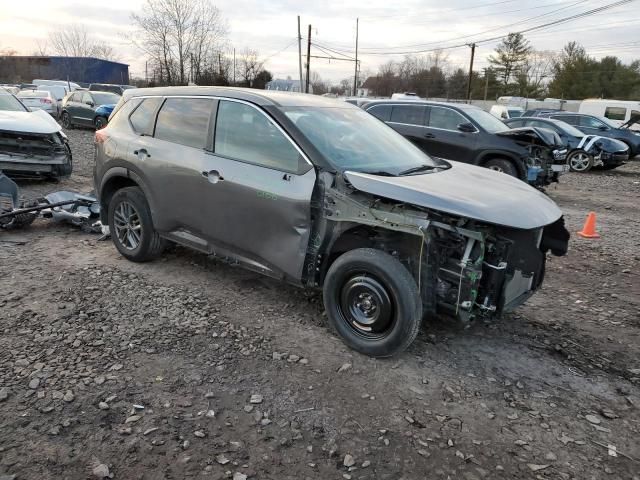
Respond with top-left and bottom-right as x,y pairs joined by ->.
345,161 -> 563,230
0,109 -> 61,134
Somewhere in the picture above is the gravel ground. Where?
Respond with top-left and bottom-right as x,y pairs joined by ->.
1,129 -> 639,480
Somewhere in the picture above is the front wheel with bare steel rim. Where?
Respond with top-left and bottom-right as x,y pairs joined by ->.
323,248 -> 423,357
108,186 -> 166,262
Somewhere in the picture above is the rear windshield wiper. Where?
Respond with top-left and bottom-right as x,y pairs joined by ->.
398,164 -> 438,176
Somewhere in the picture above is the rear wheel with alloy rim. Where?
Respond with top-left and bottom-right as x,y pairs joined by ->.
108,187 -> 166,262
568,150 -> 593,172
323,248 -> 423,357
94,116 -> 107,129
61,112 -> 72,129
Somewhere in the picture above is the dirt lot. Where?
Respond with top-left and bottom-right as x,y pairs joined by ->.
1,128 -> 639,480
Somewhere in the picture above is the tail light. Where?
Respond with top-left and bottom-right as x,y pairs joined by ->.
40,98 -> 52,104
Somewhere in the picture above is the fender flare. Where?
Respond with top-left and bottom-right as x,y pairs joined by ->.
98,166 -> 158,225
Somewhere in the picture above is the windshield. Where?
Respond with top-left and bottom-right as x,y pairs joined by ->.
551,120 -> 584,137
0,94 -> 28,112
92,93 -> 120,105
508,110 -> 523,118
283,106 -> 444,174
465,108 -> 510,133
597,116 -> 619,129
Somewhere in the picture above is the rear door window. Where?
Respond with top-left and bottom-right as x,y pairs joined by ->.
604,106 -> 626,121
578,116 -> 606,128
390,105 -> 426,126
154,98 -> 214,149
367,104 -> 391,122
551,114 -> 578,125
429,106 -> 467,131
214,100 -> 301,172
129,97 -> 162,135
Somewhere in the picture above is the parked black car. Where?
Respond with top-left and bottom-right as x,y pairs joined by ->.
362,100 -> 568,187
89,83 -> 135,95
94,87 -> 570,357
60,91 -> 121,129
505,117 -> 629,172
523,110 -> 640,157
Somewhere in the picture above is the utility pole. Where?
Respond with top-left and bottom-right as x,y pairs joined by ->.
145,61 -> 148,85
297,16 -> 304,93
305,24 -> 311,94
353,18 -> 359,97
233,48 -> 236,85
483,67 -> 490,101
466,43 -> 476,103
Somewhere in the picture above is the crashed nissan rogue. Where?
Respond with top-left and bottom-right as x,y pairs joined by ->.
95,87 -> 569,357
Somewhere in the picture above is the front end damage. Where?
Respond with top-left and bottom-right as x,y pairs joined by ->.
310,173 -> 569,324
0,129 -> 72,179
497,127 -> 569,187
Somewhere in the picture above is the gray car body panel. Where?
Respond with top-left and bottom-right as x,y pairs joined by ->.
344,161 -> 562,230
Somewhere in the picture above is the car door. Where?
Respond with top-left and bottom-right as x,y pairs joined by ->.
424,105 -> 478,162
77,92 -> 96,126
199,99 -> 316,281
386,104 -> 429,152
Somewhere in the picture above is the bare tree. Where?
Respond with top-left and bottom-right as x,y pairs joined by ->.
238,48 -> 263,87
131,0 -> 228,85
48,24 -> 117,60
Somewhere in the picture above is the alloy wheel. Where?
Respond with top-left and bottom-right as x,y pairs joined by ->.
488,165 -> 504,173
113,200 -> 142,250
570,152 -> 591,172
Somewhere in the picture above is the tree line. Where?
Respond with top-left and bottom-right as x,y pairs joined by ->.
362,33 -> 640,100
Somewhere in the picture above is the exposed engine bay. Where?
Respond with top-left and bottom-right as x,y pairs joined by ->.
496,127 -> 569,187
310,172 -> 570,323
0,130 -> 72,179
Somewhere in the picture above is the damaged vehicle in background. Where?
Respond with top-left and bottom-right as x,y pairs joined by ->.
94,87 -> 570,357
0,92 -> 72,179
362,100 -> 568,188
505,117 -> 629,172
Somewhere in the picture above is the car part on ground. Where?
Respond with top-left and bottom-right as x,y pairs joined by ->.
0,171 -> 101,232
95,86 -> 571,357
362,99 -> 567,188
0,109 -> 72,179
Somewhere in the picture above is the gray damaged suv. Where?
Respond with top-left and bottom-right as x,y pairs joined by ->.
94,87 -> 570,357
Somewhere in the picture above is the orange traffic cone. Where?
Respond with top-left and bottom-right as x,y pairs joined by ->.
577,212 -> 600,238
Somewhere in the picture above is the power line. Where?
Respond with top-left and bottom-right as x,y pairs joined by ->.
315,0 -> 636,56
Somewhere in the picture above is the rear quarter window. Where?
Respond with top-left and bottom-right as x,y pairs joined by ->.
129,97 -> 162,135
154,98 -> 214,149
367,104 -> 391,122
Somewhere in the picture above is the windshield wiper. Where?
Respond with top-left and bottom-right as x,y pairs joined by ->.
361,170 -> 396,177
398,164 -> 438,176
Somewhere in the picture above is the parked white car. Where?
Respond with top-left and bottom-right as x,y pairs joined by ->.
17,90 -> 59,118
0,92 -> 72,178
579,99 -> 640,130
489,105 -> 524,120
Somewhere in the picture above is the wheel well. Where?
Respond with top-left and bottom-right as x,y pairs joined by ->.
479,155 -> 525,178
99,176 -> 139,222
319,225 -> 421,286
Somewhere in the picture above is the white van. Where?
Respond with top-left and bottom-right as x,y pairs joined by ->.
489,104 -> 524,120
579,99 -> 640,129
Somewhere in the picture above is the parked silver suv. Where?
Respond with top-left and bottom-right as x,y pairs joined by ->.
94,87 -> 569,357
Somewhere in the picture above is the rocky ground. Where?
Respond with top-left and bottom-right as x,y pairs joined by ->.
1,128 -> 639,480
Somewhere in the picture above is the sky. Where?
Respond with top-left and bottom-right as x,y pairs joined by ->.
0,0 -> 638,84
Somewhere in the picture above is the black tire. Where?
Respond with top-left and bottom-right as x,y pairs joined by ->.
61,112 -> 73,129
94,116 -> 107,130
323,248 -> 422,357
567,150 -> 593,172
108,187 -> 166,262
483,158 -> 519,177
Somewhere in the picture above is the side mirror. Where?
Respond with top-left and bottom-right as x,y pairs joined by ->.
457,122 -> 476,133
501,112 -> 507,119
85,101 -> 94,107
